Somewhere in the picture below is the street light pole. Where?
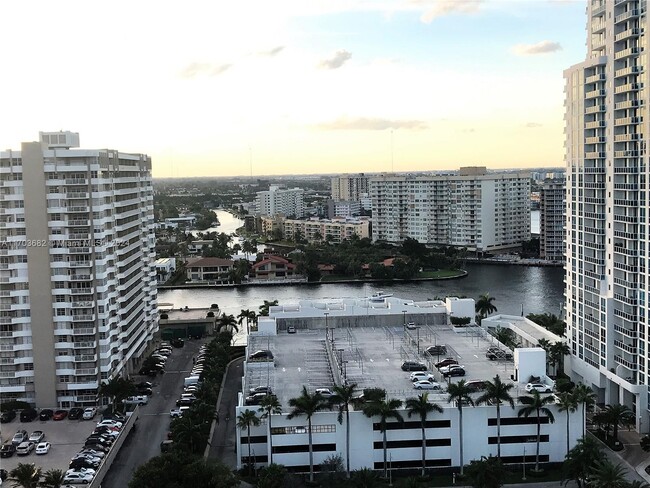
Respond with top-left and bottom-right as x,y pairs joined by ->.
402,310 -> 407,329
324,312 -> 329,342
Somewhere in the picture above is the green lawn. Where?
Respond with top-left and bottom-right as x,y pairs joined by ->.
417,269 -> 465,279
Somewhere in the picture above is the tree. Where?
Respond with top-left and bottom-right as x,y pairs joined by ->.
330,382 -> 359,479
351,468 -> 379,488
8,463 -> 41,488
447,380 -> 475,475
238,309 -> 257,334
492,327 -> 517,349
475,375 -> 515,458
556,392 -> 578,456
526,312 -> 566,336
573,383 -> 596,438
549,341 -> 570,377
259,300 -> 279,317
563,435 -> 605,488
641,435 -> 650,453
172,415 -> 208,454
465,455 -> 508,488
99,376 -> 136,412
217,313 -> 238,333
362,398 -> 404,478
287,386 -> 329,482
258,395 -> 282,466
39,469 -> 66,488
602,404 -> 635,441
405,393 -> 443,476
128,453 -> 239,488
587,461 -> 629,488
237,409 -> 261,473
256,464 -> 287,488
517,390 -> 556,472
476,293 -> 497,320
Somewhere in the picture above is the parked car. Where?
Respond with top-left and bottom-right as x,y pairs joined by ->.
136,381 -> 153,389
248,386 -> 273,395
63,470 -> 95,484
39,409 -> 53,421
28,431 -> 44,443
87,434 -> 114,445
245,392 -> 269,405
410,372 -> 435,382
83,408 -> 98,420
249,350 -> 274,360
137,387 -> 153,396
413,380 -> 443,390
97,419 -> 123,429
315,388 -> 334,398
123,396 -> 148,406
425,345 -> 447,356
69,458 -> 99,470
171,338 -> 184,348
169,407 -> 189,418
0,410 -> 16,423
65,467 -> 96,476
486,350 -> 514,360
405,322 -> 418,330
287,326 -> 296,334
525,383 -> 552,393
0,444 -> 16,458
11,430 -> 28,445
160,440 -> 174,452
20,409 -> 38,422
16,441 -> 35,455
434,358 -> 459,369
401,361 -> 427,371
52,410 -> 68,421
176,398 -> 195,407
35,442 -> 51,455
465,380 -> 489,392
442,366 -> 466,377
93,427 -> 120,437
81,441 -> 109,452
77,448 -> 105,458
68,407 -> 84,420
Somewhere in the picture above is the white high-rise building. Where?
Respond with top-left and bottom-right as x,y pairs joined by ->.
564,0 -> 649,431
0,132 -> 158,408
370,167 -> 530,252
255,185 -> 305,218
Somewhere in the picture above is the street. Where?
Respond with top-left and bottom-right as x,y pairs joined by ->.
101,338 -> 204,488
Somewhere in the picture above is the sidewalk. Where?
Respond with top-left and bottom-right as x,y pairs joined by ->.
589,429 -> 650,483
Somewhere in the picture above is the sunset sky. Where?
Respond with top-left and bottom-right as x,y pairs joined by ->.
2,0 -> 586,177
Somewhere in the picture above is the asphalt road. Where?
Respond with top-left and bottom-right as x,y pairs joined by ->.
208,357 -> 244,468
101,338 -> 205,488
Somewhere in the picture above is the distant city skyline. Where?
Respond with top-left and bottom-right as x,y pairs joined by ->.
3,0 -> 586,177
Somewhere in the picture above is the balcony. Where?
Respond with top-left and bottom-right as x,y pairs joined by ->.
73,354 -> 97,362
585,104 -> 606,114
614,82 -> 641,94
70,288 -> 93,295
614,133 -> 640,142
72,327 -> 96,335
614,323 -> 637,337
71,314 -> 94,321
67,220 -> 89,227
614,150 -> 640,157
65,178 -> 87,185
614,117 -> 641,126
66,192 -> 88,199
614,339 -> 637,354
614,354 -> 637,369
69,261 -> 91,268
585,89 -> 606,99
614,9 -> 639,24
614,46 -> 641,60
615,99 -> 641,110
585,120 -> 606,129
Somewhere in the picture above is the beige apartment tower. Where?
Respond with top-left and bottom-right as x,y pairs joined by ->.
0,132 -> 158,408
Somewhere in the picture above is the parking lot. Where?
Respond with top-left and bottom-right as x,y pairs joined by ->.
1,415 -> 99,474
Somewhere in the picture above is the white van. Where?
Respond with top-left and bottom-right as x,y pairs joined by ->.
184,376 -> 200,387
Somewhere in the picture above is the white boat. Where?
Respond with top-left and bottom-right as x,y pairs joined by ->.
369,292 -> 393,302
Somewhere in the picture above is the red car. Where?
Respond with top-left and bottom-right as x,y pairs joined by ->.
435,358 -> 459,369
52,410 -> 68,421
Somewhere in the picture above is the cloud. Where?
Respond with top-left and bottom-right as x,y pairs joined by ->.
181,62 -> 233,78
415,0 -> 485,23
318,50 -> 352,69
511,40 -> 562,56
258,46 -> 285,57
525,122 -> 542,128
317,117 -> 428,131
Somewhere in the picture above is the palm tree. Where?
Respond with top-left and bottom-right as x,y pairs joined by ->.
217,313 -> 239,333
259,300 -> 279,317
563,435 -> 605,488
238,309 -> 256,334
330,382 -> 359,479
475,374 -> 515,458
587,461 -> 629,488
405,393 -> 443,477
603,404 -> 635,441
446,380 -> 475,475
475,293 -> 497,320
465,455 -> 508,488
287,386 -> 329,482
258,395 -> 282,466
641,435 -> 650,453
573,383 -> 596,437
517,390 -> 556,472
98,376 -> 136,412
362,398 -> 404,478
8,463 -> 41,488
237,409 -> 261,472
40,469 -> 66,488
549,341 -> 570,376
173,415 -> 207,454
556,392 -> 578,456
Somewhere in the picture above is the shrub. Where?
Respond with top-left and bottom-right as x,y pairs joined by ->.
160,313 -> 169,320
450,316 -> 471,326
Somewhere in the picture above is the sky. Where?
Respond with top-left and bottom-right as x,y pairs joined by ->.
1,0 -> 587,177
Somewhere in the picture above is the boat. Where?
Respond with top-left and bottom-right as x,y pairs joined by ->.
369,292 -> 393,302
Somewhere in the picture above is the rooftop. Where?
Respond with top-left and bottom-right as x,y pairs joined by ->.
244,319 -> 525,409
